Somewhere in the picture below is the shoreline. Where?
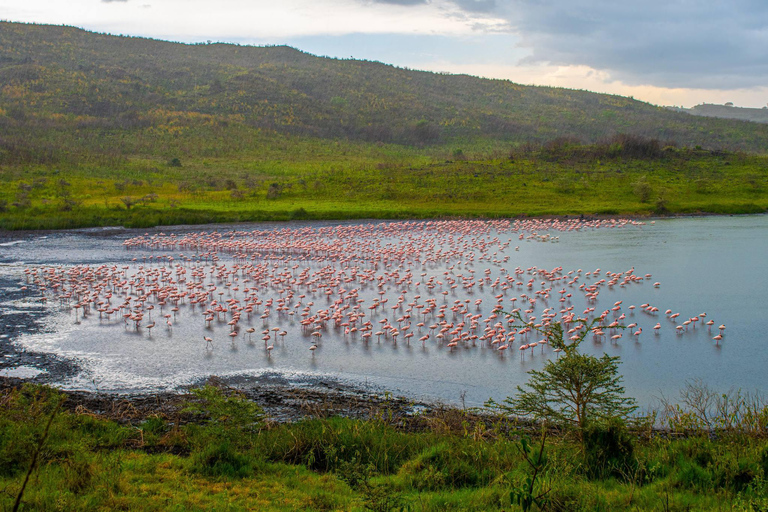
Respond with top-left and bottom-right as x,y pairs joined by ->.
0,276 -> 442,424
1,210 -> 766,236
0,373 -> 437,427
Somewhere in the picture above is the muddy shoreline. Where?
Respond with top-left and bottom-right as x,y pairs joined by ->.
0,274 -> 443,425
0,373 -> 442,427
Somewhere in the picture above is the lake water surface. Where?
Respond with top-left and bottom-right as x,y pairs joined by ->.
0,215 -> 765,410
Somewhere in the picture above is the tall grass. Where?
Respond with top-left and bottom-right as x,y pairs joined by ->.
1,382 -> 767,510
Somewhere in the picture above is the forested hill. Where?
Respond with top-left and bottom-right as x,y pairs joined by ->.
2,21 -> 768,154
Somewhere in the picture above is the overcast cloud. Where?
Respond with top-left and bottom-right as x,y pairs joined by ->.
499,0 -> 768,90
362,0 -> 768,90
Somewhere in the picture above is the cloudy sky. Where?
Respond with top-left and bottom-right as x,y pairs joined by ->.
2,0 -> 767,108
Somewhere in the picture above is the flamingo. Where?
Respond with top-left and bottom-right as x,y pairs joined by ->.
23,216 -> 714,393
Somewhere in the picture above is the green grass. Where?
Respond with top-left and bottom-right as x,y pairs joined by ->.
2,143 -> 767,230
2,383 -> 768,511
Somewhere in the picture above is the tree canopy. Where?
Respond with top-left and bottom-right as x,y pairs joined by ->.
489,314 -> 637,437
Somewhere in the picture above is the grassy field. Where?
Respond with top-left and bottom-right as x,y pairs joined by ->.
1,383 -> 767,511
2,140 -> 767,230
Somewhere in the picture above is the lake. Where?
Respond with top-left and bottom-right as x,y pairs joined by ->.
1,215 -> 765,410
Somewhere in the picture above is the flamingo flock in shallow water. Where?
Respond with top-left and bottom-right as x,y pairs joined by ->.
19,218 -> 727,364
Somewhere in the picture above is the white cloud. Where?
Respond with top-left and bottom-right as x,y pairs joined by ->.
0,0 -> 504,39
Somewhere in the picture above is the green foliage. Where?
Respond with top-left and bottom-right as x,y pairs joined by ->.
138,415 -> 169,448
190,441 -> 254,479
0,384 -> 65,477
257,417 -> 424,474
488,313 -> 637,438
632,175 -> 653,202
510,429 -> 551,512
761,445 -> 768,477
3,20 -> 768,184
0,137 -> 767,229
501,352 -> 637,434
733,474 -> 768,512
182,384 -> 264,449
335,458 -> 409,511
4,383 -> 768,510
266,182 -> 283,199
583,417 -> 636,479
397,443 -> 487,490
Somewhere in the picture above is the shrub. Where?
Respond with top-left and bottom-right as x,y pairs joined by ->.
398,443 -> 485,490
0,384 -> 65,477
191,441 -> 253,478
266,182 -> 283,199
582,418 -> 636,479
257,418 -> 425,474
632,176 -> 653,202
182,384 -> 264,450
674,460 -> 712,490
761,444 -> 768,477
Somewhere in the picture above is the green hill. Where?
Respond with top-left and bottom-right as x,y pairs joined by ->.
3,20 -> 768,158
1,22 -> 767,229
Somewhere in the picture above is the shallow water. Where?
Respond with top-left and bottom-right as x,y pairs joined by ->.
1,216 -> 765,409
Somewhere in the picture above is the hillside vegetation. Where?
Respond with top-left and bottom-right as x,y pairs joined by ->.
1,22 -> 767,228
3,22 -> 768,153
671,104 -> 768,125
2,382 -> 768,511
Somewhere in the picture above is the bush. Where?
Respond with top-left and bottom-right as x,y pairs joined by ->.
191,441 -> 253,478
0,384 -> 65,477
257,417 -> 425,474
583,418 -> 636,479
761,444 -> 768,477
674,460 -> 712,490
632,176 -> 653,202
398,443 -> 486,490
182,384 -> 265,450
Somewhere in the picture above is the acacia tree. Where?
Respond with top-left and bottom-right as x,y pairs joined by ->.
503,351 -> 635,432
488,312 -> 637,439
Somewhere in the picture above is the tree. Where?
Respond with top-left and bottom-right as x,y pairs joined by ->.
632,175 -> 653,203
120,196 -> 137,209
488,312 -> 637,440
502,352 -> 636,434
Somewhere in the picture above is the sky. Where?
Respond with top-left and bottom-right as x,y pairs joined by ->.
2,0 -> 768,108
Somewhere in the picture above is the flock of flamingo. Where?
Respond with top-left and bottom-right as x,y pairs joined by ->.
20,218 -> 727,367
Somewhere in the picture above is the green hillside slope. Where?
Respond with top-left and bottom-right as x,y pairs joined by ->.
2,21 -> 768,156
1,22 -> 767,229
